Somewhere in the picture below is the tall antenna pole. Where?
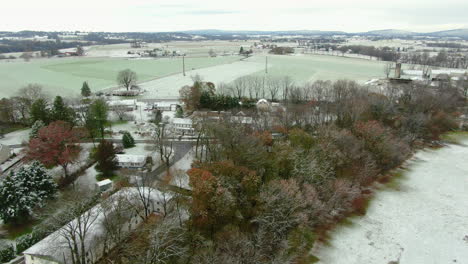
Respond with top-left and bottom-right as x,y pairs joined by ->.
183,55 -> 186,76
265,56 -> 268,74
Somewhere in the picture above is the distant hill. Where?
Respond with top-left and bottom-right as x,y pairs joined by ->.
181,29 -> 347,36
180,28 -> 468,39
363,29 -> 417,37
426,29 -> 468,38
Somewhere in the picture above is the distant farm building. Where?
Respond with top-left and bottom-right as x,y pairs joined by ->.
256,99 -> 270,111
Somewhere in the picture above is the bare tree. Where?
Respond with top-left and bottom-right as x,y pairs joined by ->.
266,76 -> 281,101
49,196 -> 102,264
232,77 -> 247,99
101,192 -> 135,250
132,174 -> 158,220
384,62 -> 393,78
117,69 -> 137,91
113,105 -> 131,121
281,76 -> 293,101
154,123 -> 174,168
120,214 -> 188,264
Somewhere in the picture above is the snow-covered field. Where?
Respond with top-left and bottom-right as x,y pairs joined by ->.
138,60 -> 264,99
0,56 -> 240,97
314,139 -> 468,264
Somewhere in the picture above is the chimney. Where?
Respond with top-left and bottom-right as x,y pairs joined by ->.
395,63 -> 402,78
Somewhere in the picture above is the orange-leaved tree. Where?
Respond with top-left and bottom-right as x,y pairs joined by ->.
26,121 -> 82,179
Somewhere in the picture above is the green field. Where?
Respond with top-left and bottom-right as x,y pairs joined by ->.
0,56 -> 241,97
247,54 -> 387,83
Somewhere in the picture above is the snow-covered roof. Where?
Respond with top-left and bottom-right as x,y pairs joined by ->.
173,118 -> 192,125
154,102 -> 178,108
116,154 -> 146,163
432,69 -> 467,75
108,99 -> 137,106
96,179 -> 113,187
402,70 -> 423,76
23,187 -> 169,262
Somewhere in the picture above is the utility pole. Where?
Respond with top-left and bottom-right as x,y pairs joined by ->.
265,56 -> 268,74
182,55 -> 186,76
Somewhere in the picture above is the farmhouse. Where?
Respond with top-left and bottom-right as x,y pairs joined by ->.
0,144 -> 12,164
172,118 -> 194,135
23,187 -> 170,264
108,99 -> 137,111
116,154 -> 147,168
154,102 -> 178,111
231,111 -> 254,125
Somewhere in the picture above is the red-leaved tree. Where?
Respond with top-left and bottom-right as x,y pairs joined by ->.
27,121 -> 82,179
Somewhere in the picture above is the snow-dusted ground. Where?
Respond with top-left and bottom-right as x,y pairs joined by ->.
75,164 -> 99,191
314,139 -> 468,264
0,129 -> 30,146
169,148 -> 195,190
138,60 -> 264,99
48,143 -> 93,179
123,144 -> 161,170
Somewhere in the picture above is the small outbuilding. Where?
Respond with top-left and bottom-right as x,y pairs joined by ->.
0,144 -> 12,164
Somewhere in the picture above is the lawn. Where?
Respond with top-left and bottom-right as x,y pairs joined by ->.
0,56 -> 241,97
246,54 -> 387,84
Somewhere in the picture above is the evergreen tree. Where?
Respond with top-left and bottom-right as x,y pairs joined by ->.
175,105 -> 184,118
81,81 -> 91,97
153,109 -> 162,124
29,120 -> 45,139
86,99 -> 108,140
94,140 -> 118,177
52,96 -> 75,124
30,98 -> 50,124
122,132 -> 135,148
239,47 -> 244,54
0,161 -> 57,223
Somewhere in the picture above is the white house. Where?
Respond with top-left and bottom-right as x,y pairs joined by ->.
23,187 -> 170,264
0,144 -> 11,164
108,100 -> 137,111
172,118 -> 194,135
154,102 -> 178,111
116,154 -> 147,168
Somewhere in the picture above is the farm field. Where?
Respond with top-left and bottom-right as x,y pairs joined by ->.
138,59 -> 264,99
0,56 -> 241,97
314,136 -> 468,264
85,40 -> 255,58
247,54 -> 387,83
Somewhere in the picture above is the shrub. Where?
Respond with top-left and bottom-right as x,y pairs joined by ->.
122,132 -> 135,148
16,233 -> 40,254
0,244 -> 15,263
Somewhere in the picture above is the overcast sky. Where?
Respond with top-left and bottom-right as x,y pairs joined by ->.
2,0 -> 467,32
